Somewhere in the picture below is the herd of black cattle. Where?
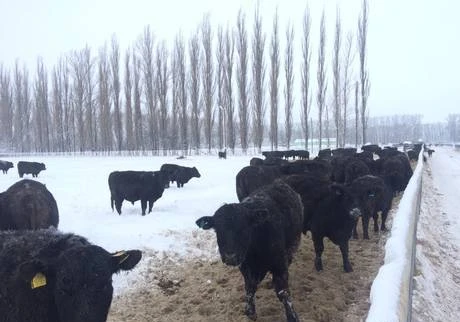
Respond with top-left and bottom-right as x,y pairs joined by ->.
0,143 -> 433,322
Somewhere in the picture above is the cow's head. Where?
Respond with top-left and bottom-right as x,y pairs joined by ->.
40,163 -> 46,171
196,204 -> 268,266
330,183 -> 361,220
192,167 -> 201,178
18,246 -> 141,322
7,161 -> 13,169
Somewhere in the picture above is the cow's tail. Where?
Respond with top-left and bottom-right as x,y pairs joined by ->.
110,195 -> 114,211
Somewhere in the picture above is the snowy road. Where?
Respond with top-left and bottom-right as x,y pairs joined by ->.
413,147 -> 460,321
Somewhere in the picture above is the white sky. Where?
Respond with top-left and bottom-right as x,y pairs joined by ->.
1,0 -> 459,123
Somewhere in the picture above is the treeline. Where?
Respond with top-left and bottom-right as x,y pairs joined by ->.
7,1 -> 451,155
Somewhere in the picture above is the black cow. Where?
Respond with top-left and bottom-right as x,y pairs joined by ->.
361,144 -> 381,154
235,165 -> 283,202
310,184 -> 362,272
218,149 -> 227,159
249,157 -> 264,167
343,158 -> 371,184
196,181 -> 303,322
349,175 -> 393,239
281,173 -> 331,233
0,160 -> 13,174
0,229 -> 141,322
0,179 -> 59,230
427,148 -> 435,157
160,164 -> 201,188
108,171 -> 166,215
381,153 -> 413,194
407,149 -> 419,162
17,161 -> 46,178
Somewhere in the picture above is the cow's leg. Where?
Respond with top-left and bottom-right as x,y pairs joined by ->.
240,264 -> 266,321
352,219 -> 359,239
339,241 -> 353,272
272,268 -> 299,322
141,199 -> 147,216
381,209 -> 389,231
373,212 -> 379,232
148,198 -> 154,213
115,199 -> 123,215
362,214 -> 370,239
176,181 -> 180,188
312,234 -> 325,271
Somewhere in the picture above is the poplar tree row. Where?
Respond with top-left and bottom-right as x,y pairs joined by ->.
0,1 -> 371,154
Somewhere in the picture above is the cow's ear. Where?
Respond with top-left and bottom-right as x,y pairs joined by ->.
250,209 -> 269,226
111,250 -> 142,273
18,260 -> 49,289
196,216 -> 214,230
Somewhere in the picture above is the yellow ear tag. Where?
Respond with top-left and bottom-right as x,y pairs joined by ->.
31,272 -> 47,289
112,251 -> 130,264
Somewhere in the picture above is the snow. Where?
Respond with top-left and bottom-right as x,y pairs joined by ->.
2,148 -> 459,320
0,154 -> 250,293
366,150 -> 424,322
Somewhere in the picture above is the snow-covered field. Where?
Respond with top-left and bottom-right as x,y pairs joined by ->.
1,147 -> 459,321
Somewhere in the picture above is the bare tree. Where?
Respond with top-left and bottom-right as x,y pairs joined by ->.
236,10 -> 250,153
156,42 -> 169,154
33,58 -> 50,152
269,9 -> 280,150
284,22 -> 294,149
170,41 -> 180,152
332,8 -> 342,148
0,65 -> 13,148
124,49 -> 135,151
358,0 -> 370,144
341,33 -> 354,146
98,45 -> 112,151
201,15 -> 215,152
252,4 -> 266,151
175,33 -> 188,154
301,7 -> 312,150
317,10 -> 327,150
132,49 -> 144,150
111,35 -> 123,151
139,26 -> 157,151
70,49 -> 87,151
51,62 -> 64,152
216,26 -> 225,150
355,80 -> 359,147
224,26 -> 236,151
189,31 -> 201,152
13,61 -> 25,151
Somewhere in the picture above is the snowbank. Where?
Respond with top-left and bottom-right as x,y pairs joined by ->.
366,152 -> 424,322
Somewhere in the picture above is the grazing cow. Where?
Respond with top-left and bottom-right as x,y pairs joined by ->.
0,179 -> 59,230
349,175 -> 393,239
235,165 -> 283,202
108,171 -> 166,215
160,164 -> 201,188
0,160 -> 13,174
196,181 -> 303,322
0,229 -> 142,322
310,184 -> 362,272
17,161 -> 46,178
218,149 -> 227,159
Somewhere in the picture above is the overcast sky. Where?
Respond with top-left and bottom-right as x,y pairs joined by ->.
0,0 -> 459,123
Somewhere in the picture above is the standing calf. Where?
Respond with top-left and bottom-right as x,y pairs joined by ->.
196,181 -> 303,322
0,160 -> 13,174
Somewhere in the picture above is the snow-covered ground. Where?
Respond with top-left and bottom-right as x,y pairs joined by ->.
1,147 -> 459,320
412,147 -> 460,322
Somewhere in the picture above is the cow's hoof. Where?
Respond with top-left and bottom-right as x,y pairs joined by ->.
245,306 -> 257,321
344,264 -> 353,273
